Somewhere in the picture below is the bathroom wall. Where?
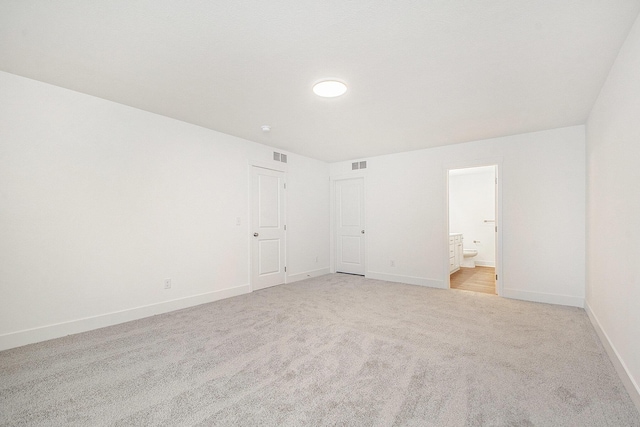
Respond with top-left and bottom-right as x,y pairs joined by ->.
449,166 -> 496,266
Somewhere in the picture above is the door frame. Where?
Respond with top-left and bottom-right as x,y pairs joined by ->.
330,172 -> 367,275
444,159 -> 503,296
249,162 -> 287,291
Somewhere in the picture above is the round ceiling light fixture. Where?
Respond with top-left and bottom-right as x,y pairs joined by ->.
313,80 -> 347,98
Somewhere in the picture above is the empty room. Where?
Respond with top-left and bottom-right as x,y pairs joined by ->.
1,1 -> 639,425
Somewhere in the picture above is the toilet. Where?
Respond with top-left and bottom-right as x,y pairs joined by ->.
461,248 -> 478,268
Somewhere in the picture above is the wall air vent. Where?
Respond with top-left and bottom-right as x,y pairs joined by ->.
352,161 -> 367,170
273,152 -> 288,163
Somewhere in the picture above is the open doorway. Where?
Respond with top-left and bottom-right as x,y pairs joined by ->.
448,165 -> 498,295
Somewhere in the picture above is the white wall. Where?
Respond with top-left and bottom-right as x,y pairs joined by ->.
585,12 -> 640,406
330,126 -> 586,307
285,155 -> 330,282
0,71 -> 329,350
449,167 -> 496,266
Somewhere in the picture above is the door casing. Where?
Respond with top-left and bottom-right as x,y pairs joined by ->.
445,160 -> 503,296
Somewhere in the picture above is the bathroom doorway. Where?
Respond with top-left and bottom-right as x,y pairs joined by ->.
447,165 -> 500,295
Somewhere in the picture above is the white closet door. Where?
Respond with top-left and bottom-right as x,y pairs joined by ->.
251,167 -> 285,290
335,178 -> 365,275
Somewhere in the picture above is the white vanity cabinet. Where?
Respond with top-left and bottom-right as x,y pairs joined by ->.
449,233 -> 463,274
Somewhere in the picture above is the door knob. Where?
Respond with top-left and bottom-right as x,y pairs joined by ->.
253,232 -> 259,237
361,230 -> 365,234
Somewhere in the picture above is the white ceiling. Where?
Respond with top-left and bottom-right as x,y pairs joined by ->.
1,1 -> 639,162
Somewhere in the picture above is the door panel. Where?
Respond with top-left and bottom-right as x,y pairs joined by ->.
258,174 -> 280,227
340,236 -> 361,264
258,240 -> 281,275
335,178 -> 365,275
339,186 -> 361,226
251,167 -> 285,290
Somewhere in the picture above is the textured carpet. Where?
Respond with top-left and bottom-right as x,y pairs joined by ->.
1,274 -> 638,426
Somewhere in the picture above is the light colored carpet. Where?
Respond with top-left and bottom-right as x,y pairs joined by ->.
1,274 -> 638,426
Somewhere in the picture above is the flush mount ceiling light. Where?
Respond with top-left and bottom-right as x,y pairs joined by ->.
261,125 -> 271,132
313,80 -> 347,98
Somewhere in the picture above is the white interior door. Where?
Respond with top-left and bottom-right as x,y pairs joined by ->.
251,167 -> 285,290
335,178 -> 365,275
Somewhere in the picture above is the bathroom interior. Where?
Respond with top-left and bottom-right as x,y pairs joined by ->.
448,165 -> 497,294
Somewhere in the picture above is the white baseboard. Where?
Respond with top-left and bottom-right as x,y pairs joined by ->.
502,288 -> 584,308
287,267 -> 330,283
0,284 -> 251,352
585,301 -> 640,413
366,271 -> 446,289
474,261 -> 495,267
